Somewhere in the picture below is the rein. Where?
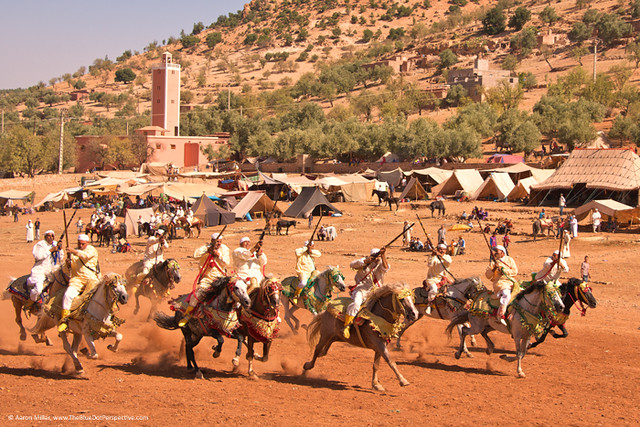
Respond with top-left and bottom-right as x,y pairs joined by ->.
569,285 -> 588,316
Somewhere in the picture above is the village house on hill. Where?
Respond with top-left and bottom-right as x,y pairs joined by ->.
447,57 -> 518,102
75,52 -> 229,172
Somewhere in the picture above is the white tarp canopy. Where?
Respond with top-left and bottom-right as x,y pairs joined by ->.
573,199 -> 640,224
407,167 -> 453,184
0,190 -> 35,200
471,173 -> 515,201
34,191 -> 70,208
120,182 -> 226,199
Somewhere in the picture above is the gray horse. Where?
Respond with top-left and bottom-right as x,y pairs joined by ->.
446,281 -> 564,377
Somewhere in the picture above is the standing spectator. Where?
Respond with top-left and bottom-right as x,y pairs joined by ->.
489,232 -> 497,249
457,236 -> 466,255
13,207 -> 19,222
308,213 -> 314,229
34,218 -> 41,240
26,219 -> 34,243
437,224 -> 447,245
580,256 -> 591,282
137,215 -> 143,237
592,209 -> 602,233
559,193 -> 566,216
570,214 -> 578,238
76,218 -> 84,234
502,231 -> 511,256
562,229 -> 571,258
402,221 -> 411,247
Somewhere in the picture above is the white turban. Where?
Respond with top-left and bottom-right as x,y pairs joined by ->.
156,229 -> 165,235
78,234 -> 90,242
493,245 -> 506,253
44,230 -> 55,236
240,236 -> 250,244
437,243 -> 447,250
211,233 -> 222,240
370,248 -> 380,256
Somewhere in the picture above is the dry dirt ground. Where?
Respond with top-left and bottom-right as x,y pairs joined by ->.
1,200 -> 639,425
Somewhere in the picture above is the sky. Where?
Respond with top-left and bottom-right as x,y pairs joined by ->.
0,0 -> 249,90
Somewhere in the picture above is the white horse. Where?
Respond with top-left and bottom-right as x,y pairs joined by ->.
280,267 -> 346,334
396,277 -> 484,357
32,273 -> 128,375
325,226 -> 337,241
447,281 -> 564,377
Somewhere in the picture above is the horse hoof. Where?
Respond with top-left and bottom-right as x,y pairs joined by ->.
74,370 -> 85,377
31,334 -> 41,343
249,372 -> 259,380
20,332 -> 27,341
254,354 -> 263,361
399,379 -> 410,387
195,370 -> 204,380
107,345 -> 117,352
464,352 -> 474,359
45,338 -> 53,346
88,354 -> 99,360
486,348 -> 493,355
133,308 -> 139,315
212,350 -> 221,359
373,384 -> 386,392
302,362 -> 312,371
232,357 -> 240,368
518,372 -> 526,378
80,348 -> 89,356
454,352 -> 462,360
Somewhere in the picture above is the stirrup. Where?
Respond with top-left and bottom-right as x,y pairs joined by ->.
343,326 -> 350,339
57,320 -> 69,333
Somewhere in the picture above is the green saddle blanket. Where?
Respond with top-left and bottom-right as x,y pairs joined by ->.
469,290 -> 500,318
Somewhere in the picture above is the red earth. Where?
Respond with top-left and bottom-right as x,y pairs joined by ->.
1,200 -> 639,425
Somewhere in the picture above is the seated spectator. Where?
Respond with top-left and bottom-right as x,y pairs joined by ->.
457,236 -> 466,255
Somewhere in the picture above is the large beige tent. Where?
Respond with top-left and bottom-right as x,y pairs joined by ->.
408,167 -> 453,185
432,169 -> 484,196
399,177 -> 428,200
231,191 -> 282,219
340,181 -> 377,202
124,207 -> 155,237
530,149 -> 640,206
377,168 -> 404,188
34,191 -> 70,209
471,173 -> 515,201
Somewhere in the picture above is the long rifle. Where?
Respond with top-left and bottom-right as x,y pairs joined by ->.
256,197 -> 279,245
58,207 -> 79,248
353,223 -> 415,286
307,211 -> 324,248
416,214 -> 456,281
476,217 -> 496,264
192,224 -> 228,291
537,218 -> 567,283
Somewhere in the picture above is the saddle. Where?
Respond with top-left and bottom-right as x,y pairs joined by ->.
45,282 -> 99,321
6,275 -> 31,302
169,293 -> 240,337
468,290 -> 501,318
326,297 -> 404,340
282,272 -> 323,314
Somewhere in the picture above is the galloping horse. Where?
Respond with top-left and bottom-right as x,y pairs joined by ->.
281,267 -> 346,334
153,276 -> 251,379
529,278 -> 597,348
396,277 -> 484,357
447,280 -> 564,377
233,277 -> 282,377
124,259 -> 181,320
32,273 -> 128,375
429,200 -> 446,218
5,265 -> 68,345
303,283 -> 418,391
175,217 -> 202,238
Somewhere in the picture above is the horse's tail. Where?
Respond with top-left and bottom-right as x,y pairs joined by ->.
445,310 -> 469,337
306,312 -> 325,348
153,311 -> 180,330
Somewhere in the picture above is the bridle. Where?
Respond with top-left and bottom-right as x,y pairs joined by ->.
568,281 -> 591,316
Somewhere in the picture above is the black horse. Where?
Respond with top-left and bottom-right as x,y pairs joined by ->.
529,278 -> 597,348
276,220 -> 297,235
429,200 -> 446,218
371,189 -> 400,211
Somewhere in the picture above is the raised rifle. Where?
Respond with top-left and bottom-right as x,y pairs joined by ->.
307,211 -> 324,249
476,216 -> 497,264
376,222 -> 415,255
191,225 -> 228,292
415,214 -> 456,281
59,207 -> 79,249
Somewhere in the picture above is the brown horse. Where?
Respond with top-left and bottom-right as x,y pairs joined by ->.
235,277 -> 282,377
303,283 -> 418,391
124,259 -> 182,320
5,265 -> 68,345
175,217 -> 202,238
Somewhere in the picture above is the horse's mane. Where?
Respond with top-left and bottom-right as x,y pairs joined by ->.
364,283 -> 409,311
200,276 -> 231,301
514,280 -> 545,301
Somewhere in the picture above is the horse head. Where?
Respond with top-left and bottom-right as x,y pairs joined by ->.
396,286 -> 418,322
163,259 -> 181,288
567,277 -> 597,309
328,267 -> 346,292
262,277 -> 283,309
544,282 -> 565,313
462,276 -> 486,300
105,273 -> 128,305
229,276 -> 251,309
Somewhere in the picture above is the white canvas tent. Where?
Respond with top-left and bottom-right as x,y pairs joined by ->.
573,199 -> 640,224
231,191 -> 282,219
471,173 -> 514,201
34,191 -> 70,209
507,176 -> 538,200
432,169 -> 484,196
125,207 -> 155,237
